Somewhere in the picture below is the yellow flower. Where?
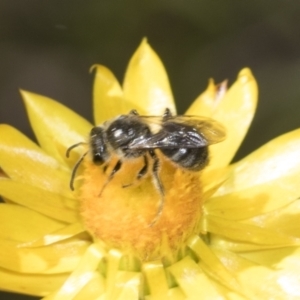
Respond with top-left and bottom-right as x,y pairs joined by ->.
1,39 -> 300,299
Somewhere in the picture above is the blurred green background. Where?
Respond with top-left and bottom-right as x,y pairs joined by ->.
0,1 -> 300,299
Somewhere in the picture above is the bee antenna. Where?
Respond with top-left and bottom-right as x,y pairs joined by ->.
69,151 -> 88,190
66,142 -> 86,158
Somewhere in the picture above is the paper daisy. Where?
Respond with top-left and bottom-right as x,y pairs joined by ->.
1,39 -> 300,300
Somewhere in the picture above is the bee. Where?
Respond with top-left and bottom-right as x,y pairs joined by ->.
66,108 -> 226,223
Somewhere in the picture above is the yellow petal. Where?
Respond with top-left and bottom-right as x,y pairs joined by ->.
106,249 -> 123,296
205,68 -> 258,170
123,39 -> 176,115
21,222 -> 86,247
206,215 -> 299,247
44,243 -> 105,299
214,247 -> 300,298
0,125 -> 72,197
238,247 -> 297,268
273,258 -> 300,298
248,200 -> 300,239
185,79 -> 227,117
73,272 -> 105,300
210,234 -> 291,253
0,179 -> 78,223
187,235 -> 242,294
0,204 -> 64,243
238,265 -> 300,298
213,247 -> 256,271
109,271 -> 141,300
168,256 -> 225,299
0,238 -> 90,274
201,166 -> 229,198
143,261 -> 169,297
21,90 -> 92,164
205,173 -> 300,220
92,65 -> 141,124
0,267 -> 68,297
164,288 -> 186,300
216,129 -> 300,196
214,248 -> 280,298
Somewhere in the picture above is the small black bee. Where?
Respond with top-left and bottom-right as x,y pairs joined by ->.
67,108 -> 226,222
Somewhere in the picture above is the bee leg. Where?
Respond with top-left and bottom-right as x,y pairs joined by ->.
103,164 -> 108,174
129,109 -> 139,115
122,155 -> 148,188
148,150 -> 165,226
69,151 -> 88,190
99,159 -> 122,196
137,155 -> 148,179
162,107 -> 172,120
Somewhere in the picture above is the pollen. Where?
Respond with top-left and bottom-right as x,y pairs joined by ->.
79,153 -> 203,261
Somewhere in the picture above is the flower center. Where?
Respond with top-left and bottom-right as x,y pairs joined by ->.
79,153 -> 203,261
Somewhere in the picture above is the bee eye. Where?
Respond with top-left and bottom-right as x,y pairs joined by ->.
93,153 -> 105,165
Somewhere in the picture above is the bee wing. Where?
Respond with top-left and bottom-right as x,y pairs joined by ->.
167,115 -> 226,144
129,129 -> 207,149
129,115 -> 226,149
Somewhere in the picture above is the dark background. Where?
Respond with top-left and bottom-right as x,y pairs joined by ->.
0,1 -> 300,299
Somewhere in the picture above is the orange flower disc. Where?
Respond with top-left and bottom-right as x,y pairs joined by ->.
80,153 -> 203,260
